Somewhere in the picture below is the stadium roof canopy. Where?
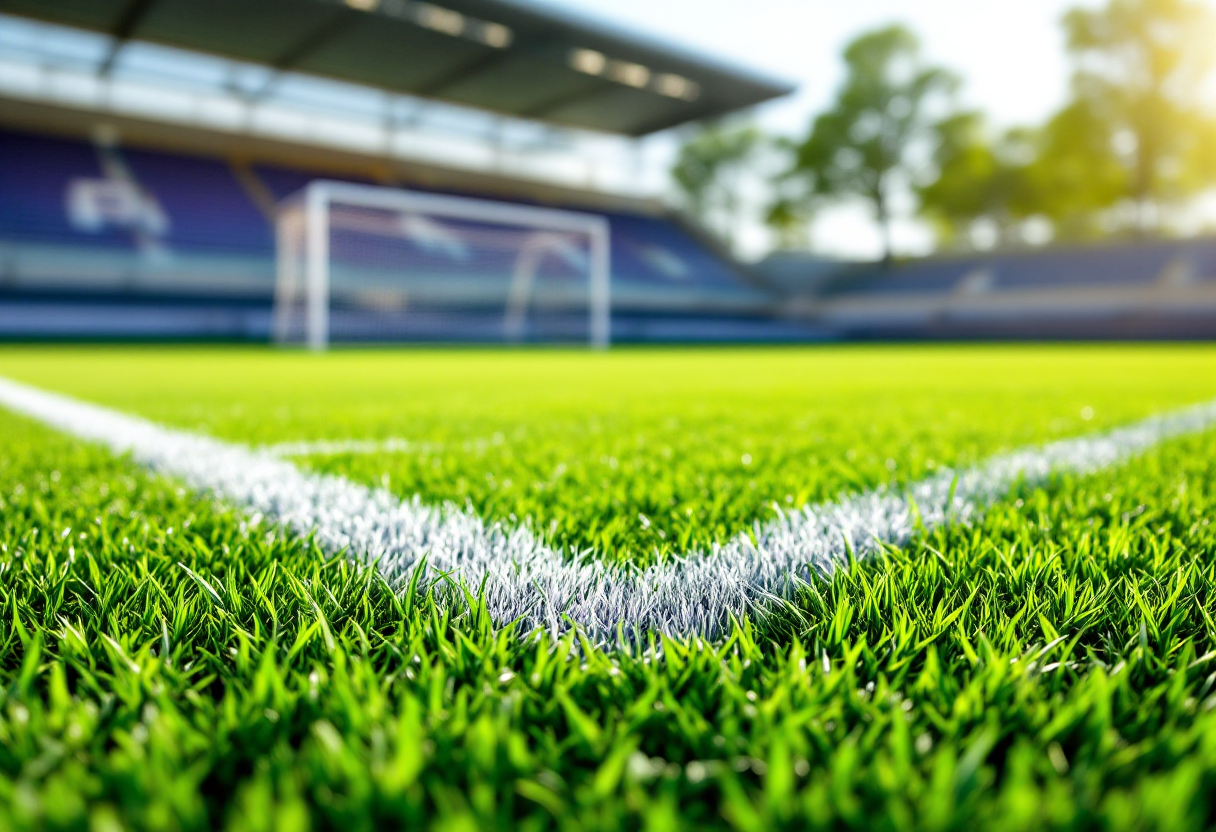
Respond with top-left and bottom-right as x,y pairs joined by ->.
5,0 -> 795,136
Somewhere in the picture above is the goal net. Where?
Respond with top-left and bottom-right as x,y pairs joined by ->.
272,181 -> 611,349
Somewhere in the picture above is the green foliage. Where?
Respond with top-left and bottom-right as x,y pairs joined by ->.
916,102 -> 1133,247
745,3 -> 1216,253
3,347 -> 1216,828
920,0 -> 1216,245
1014,101 -> 1130,241
916,113 -> 1036,247
1061,0 -> 1216,232
4,346 -> 1216,563
782,25 -> 959,259
670,124 -> 765,250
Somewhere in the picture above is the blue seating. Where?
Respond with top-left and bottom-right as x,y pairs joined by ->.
252,162 -> 756,293
120,147 -> 272,253
0,131 -> 129,249
1186,240 -> 1216,282
813,240 -> 1216,299
991,244 -> 1175,290
825,257 -> 985,296
604,211 -> 748,291
0,127 -> 763,306
253,165 -> 343,202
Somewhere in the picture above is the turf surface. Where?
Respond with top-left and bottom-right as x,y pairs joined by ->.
3,345 -> 1216,562
3,345 -> 1216,830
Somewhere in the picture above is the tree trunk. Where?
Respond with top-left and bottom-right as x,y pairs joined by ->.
1133,121 -> 1158,238
875,186 -> 893,265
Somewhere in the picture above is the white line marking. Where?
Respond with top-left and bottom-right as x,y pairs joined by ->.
261,437 -> 429,457
1,374 -> 1215,641
260,434 -> 505,458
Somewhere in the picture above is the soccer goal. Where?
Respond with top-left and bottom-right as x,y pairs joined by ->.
272,180 -> 612,349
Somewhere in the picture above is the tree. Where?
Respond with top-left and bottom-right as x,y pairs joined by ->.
916,112 -> 1027,248
670,123 -> 764,251
783,25 -> 958,261
1061,0 -> 1216,233
763,137 -> 815,250
1016,100 -> 1129,240
917,106 -> 1131,247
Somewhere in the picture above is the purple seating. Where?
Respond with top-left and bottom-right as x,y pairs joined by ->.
253,161 -> 757,294
991,245 -> 1175,290
0,131 -> 129,249
0,127 -> 764,306
120,148 -> 271,253
825,258 -> 984,296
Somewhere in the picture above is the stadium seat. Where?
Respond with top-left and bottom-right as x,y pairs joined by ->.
0,127 -> 775,340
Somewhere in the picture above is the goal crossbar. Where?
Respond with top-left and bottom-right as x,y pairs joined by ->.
273,180 -> 612,349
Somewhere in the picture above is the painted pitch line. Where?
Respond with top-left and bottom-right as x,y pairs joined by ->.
260,437 -> 429,458
2,375 -> 1216,641
260,434 -> 503,458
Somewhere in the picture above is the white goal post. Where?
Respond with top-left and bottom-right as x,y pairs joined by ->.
272,180 -> 612,349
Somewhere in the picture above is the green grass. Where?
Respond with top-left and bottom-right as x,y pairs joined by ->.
3,344 -> 1216,561
3,345 -> 1216,830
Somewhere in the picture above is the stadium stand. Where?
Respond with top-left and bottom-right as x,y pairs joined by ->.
991,244 -> 1187,291
0,0 -> 807,343
757,239 -> 1216,340
121,148 -> 274,254
0,130 -> 131,249
0,125 -> 787,341
816,257 -> 984,297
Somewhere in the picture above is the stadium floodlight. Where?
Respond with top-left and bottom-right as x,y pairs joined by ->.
272,180 -> 611,349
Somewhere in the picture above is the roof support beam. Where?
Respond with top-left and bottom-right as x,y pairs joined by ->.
97,0 -> 156,77
521,80 -> 611,121
629,105 -> 713,138
411,34 -> 556,98
412,49 -> 511,98
247,8 -> 358,102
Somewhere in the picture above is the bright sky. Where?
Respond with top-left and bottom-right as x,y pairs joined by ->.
562,0 -> 1089,131
552,0 -> 1097,258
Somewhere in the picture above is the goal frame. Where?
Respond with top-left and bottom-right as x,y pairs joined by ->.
272,180 -> 612,350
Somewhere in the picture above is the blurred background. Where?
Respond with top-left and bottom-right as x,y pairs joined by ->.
2,0 -> 1215,343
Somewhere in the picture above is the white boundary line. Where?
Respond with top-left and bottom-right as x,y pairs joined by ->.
2,374 -> 1215,641
259,437 -> 433,458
